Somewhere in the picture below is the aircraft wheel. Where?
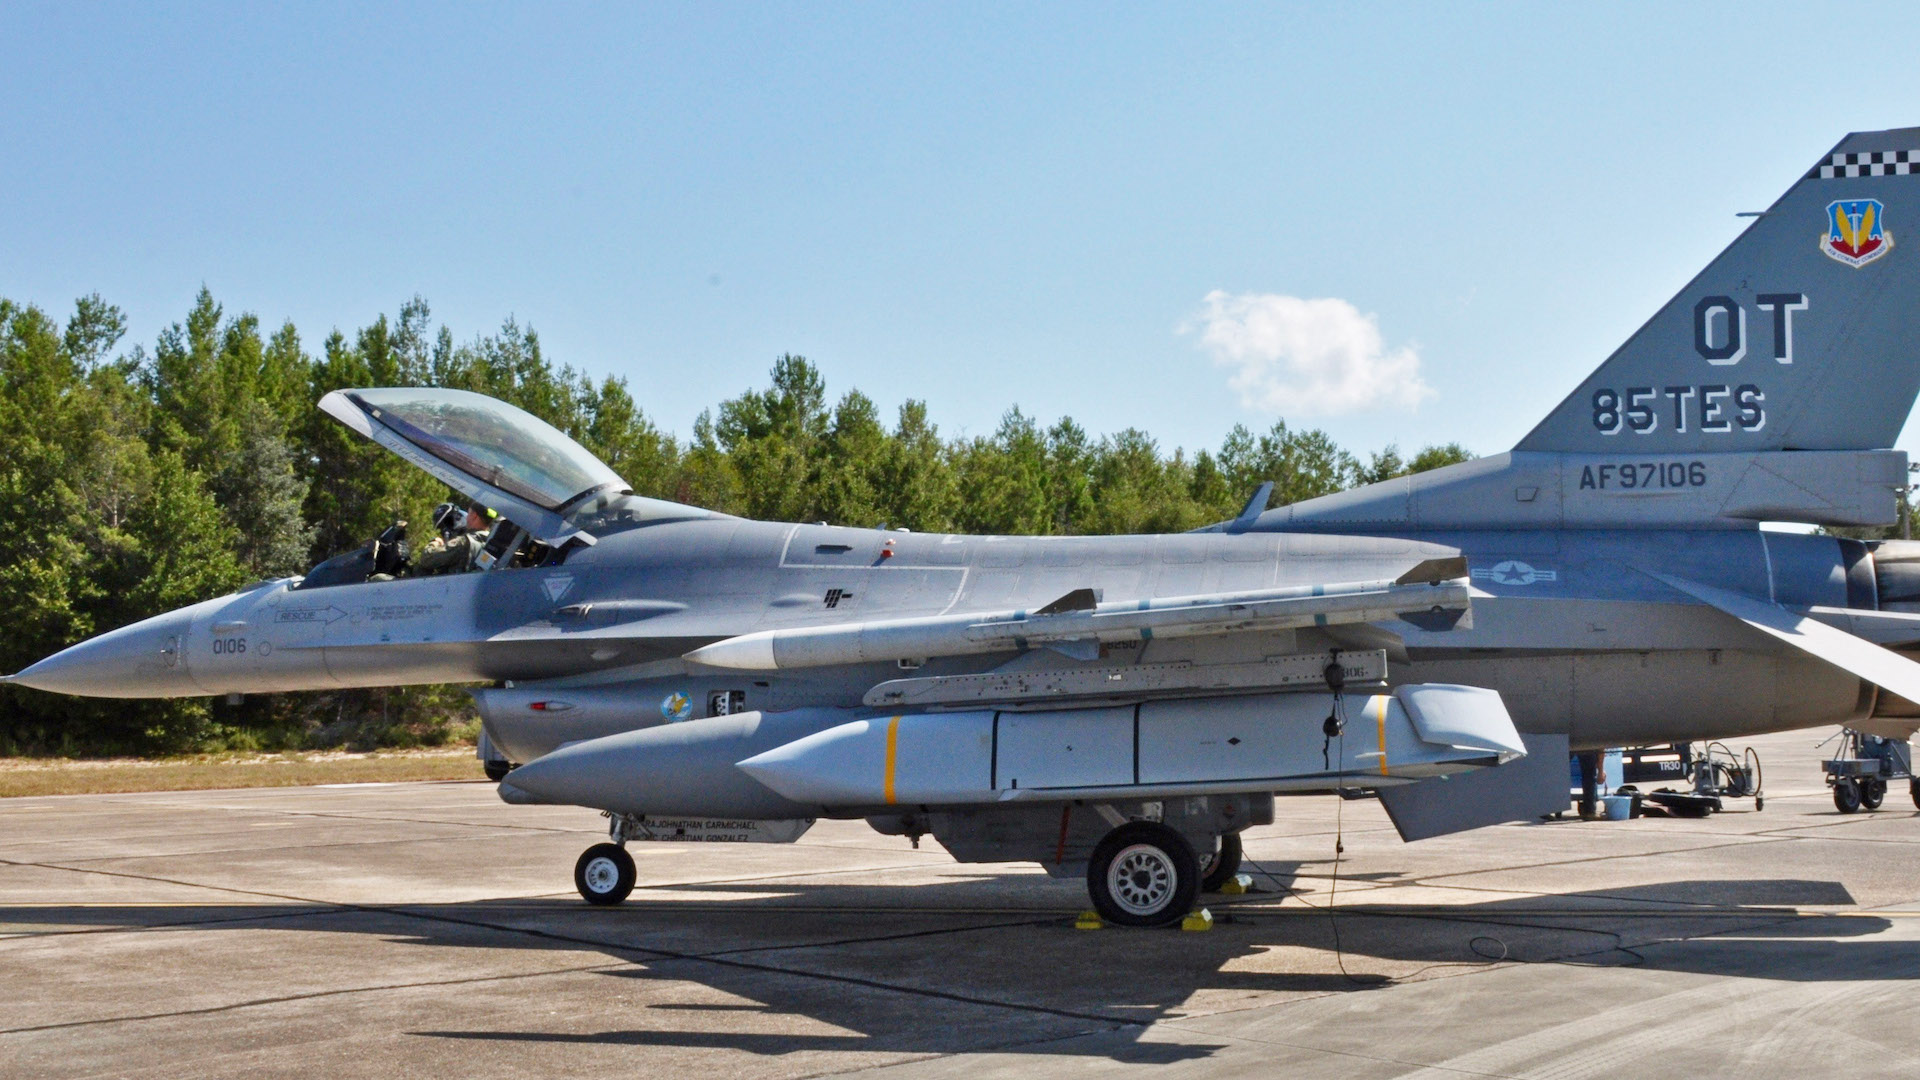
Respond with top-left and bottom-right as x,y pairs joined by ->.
1833,779 -> 1861,814
1087,821 -> 1200,928
574,843 -> 636,905
483,759 -> 514,782
1200,832 -> 1244,892
1861,777 -> 1887,811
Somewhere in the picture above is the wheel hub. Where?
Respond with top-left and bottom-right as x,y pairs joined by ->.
583,856 -> 621,893
1107,843 -> 1177,916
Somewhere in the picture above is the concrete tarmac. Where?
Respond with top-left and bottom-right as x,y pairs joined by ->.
2,727 -> 1917,1079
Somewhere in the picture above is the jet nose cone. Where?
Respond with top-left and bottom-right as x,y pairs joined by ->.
7,608 -> 202,699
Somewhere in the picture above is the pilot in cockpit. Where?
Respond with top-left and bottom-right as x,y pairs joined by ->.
415,501 -> 494,576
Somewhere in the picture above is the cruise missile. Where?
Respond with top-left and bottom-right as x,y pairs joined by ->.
499,683 -> 1524,821
736,685 -> 1525,807
685,565 -> 1471,672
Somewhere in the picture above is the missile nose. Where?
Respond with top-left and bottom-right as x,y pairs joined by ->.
495,779 -> 547,805
491,748 -> 578,806
7,607 -> 203,699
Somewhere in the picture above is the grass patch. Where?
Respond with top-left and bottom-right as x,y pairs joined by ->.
0,745 -> 491,798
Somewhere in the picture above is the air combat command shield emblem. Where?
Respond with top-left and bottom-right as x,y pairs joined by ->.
1820,198 -> 1892,267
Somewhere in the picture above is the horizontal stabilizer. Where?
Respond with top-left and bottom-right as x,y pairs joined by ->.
1853,719 -> 1920,741
1645,570 -> 1920,702
1807,606 -> 1920,647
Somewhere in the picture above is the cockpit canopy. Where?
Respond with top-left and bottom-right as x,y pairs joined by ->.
319,386 -> 711,545
344,388 -> 624,512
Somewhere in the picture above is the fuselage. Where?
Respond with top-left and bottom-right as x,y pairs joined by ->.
20,515 -> 1879,754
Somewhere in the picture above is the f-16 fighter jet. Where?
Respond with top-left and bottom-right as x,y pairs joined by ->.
11,128 -> 1920,926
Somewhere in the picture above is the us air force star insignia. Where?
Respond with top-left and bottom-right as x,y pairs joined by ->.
1470,560 -> 1559,586
542,573 -> 576,603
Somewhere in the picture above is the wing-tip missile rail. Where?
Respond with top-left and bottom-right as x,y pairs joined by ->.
686,572 -> 1473,672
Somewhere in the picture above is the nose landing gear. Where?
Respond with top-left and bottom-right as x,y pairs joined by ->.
574,843 -> 635,905
574,812 -> 639,905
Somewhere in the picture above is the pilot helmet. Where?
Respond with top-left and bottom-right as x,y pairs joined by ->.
432,502 -> 466,537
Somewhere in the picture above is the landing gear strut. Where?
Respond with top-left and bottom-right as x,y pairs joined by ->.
1086,821 -> 1200,927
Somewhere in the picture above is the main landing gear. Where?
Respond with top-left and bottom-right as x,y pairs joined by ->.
1199,831 -> 1244,893
1086,821 -> 1203,928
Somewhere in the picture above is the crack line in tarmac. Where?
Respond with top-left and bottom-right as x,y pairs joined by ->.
7,801 -> 1904,1060
1389,834 -> 1795,886
0,856 -> 1149,1031
1151,1022 -> 1530,1080
24,829 -> 562,866
0,905 -> 342,940
386,903 -> 1146,1027
0,962 -> 627,1036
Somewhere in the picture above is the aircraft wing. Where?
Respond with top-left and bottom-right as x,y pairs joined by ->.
686,557 -> 1471,672
1644,569 -> 1920,705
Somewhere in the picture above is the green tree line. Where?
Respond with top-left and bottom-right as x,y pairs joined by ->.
0,290 -> 1469,756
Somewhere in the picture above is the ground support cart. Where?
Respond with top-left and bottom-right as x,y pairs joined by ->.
1822,729 -> 1916,813
1615,741 -> 1764,817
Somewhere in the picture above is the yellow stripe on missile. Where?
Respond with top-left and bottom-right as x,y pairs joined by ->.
883,715 -> 902,804
1374,695 -> 1390,776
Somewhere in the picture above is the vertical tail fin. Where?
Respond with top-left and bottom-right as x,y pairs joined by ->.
1517,128 -> 1920,454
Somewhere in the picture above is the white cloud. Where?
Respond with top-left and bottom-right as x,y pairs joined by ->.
1185,290 -> 1435,415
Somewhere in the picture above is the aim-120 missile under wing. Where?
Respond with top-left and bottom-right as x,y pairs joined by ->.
13,127 -> 1920,926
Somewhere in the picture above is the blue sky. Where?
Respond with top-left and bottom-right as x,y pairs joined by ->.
5,3 -> 1920,463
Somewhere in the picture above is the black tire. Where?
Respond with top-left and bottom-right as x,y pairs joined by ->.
1833,778 -> 1861,814
1911,777 -> 1920,810
574,843 -> 636,905
483,759 -> 514,782
1861,776 -> 1887,811
1200,832 -> 1244,892
1086,821 -> 1200,928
